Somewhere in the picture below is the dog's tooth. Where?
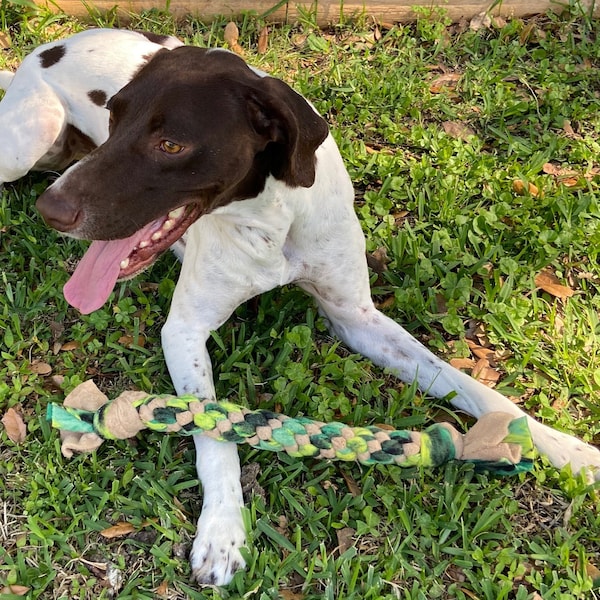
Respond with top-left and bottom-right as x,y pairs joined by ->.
151,231 -> 163,241
163,219 -> 174,231
120,258 -> 130,269
139,240 -> 150,249
168,207 -> 185,219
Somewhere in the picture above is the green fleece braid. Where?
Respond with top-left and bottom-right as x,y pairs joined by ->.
47,392 -> 534,474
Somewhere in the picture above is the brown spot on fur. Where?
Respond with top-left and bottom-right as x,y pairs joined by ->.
135,30 -> 173,45
39,44 -> 66,69
88,89 -> 108,107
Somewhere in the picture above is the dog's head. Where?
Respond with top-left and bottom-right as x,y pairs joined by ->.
36,46 -> 329,313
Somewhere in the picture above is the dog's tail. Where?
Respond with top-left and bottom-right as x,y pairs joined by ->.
0,70 -> 15,91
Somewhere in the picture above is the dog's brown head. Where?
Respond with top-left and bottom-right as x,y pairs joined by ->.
36,46 -> 329,313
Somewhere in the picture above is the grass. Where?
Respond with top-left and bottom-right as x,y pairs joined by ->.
1,3 -> 600,599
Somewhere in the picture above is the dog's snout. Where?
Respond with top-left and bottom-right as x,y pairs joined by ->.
36,188 -> 81,232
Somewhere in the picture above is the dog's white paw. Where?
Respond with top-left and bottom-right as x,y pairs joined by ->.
190,508 -> 246,585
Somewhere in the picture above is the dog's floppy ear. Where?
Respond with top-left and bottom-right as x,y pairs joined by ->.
247,76 -> 329,188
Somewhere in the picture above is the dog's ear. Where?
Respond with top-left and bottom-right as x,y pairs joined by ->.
247,77 -> 329,188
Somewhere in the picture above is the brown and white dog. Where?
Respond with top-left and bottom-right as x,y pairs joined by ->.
0,28 -> 181,186
36,46 -> 600,585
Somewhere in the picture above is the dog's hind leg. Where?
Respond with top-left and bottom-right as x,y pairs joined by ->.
0,80 -> 66,183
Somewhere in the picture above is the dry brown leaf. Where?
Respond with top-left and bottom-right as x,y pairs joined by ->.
224,22 -> 244,55
472,358 -> 501,386
340,470 -> 362,497
2,408 -> 27,444
61,340 -> 81,352
373,422 -> 395,430
0,585 -> 30,596
29,361 -> 52,375
100,522 -> 136,539
450,357 -> 476,371
512,179 -> 542,197
118,334 -> 145,348
563,119 -> 576,136
279,590 -> 304,600
429,72 -> 461,93
375,295 -> 395,310
257,26 -> 269,54
442,121 -> 475,141
155,580 -> 169,596
585,561 -> 600,582
224,21 -> 239,45
469,344 -> 494,361
336,526 -> 355,554
535,269 -> 575,299
367,247 -> 389,274
469,12 -> 491,31
542,162 -> 581,187
0,31 -> 11,49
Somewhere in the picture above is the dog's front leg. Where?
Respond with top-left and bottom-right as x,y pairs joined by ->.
162,312 -> 245,586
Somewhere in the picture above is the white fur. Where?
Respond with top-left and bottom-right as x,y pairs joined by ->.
0,29 -> 181,184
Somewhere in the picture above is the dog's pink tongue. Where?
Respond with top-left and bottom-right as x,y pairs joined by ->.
64,226 -> 152,314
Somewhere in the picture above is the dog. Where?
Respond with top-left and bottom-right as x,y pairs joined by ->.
0,28 -> 181,186
35,46 -> 600,586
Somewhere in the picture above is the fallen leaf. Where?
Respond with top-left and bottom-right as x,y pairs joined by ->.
366,247 -> 389,274
0,585 -> 30,596
29,361 -> 52,375
512,179 -> 542,197
279,590 -> 304,600
472,358 -> 501,386
585,561 -> 600,586
375,295 -> 395,310
60,340 -> 81,352
442,120 -> 475,141
155,580 -> 169,596
257,26 -> 269,54
336,526 -> 355,554
450,357 -> 476,371
100,522 -> 136,539
468,343 -> 494,361
470,11 -> 491,31
224,22 -> 244,55
340,470 -> 362,497
429,72 -> 461,93
224,21 -> 239,45
0,31 -> 11,49
563,119 -> 576,136
535,269 -> 575,299
2,408 -> 27,444
118,334 -> 145,348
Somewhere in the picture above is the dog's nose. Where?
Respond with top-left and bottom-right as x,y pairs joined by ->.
36,189 -> 81,232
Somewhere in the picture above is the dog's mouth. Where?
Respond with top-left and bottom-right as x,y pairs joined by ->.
64,204 -> 201,314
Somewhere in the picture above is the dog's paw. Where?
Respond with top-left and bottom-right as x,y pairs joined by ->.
190,508 -> 246,585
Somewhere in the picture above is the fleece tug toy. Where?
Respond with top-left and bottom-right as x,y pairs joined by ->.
47,381 -> 534,475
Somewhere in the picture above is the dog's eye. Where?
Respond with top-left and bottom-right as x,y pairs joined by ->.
159,140 -> 185,154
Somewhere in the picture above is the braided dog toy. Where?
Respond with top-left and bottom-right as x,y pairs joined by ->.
47,380 -> 534,475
